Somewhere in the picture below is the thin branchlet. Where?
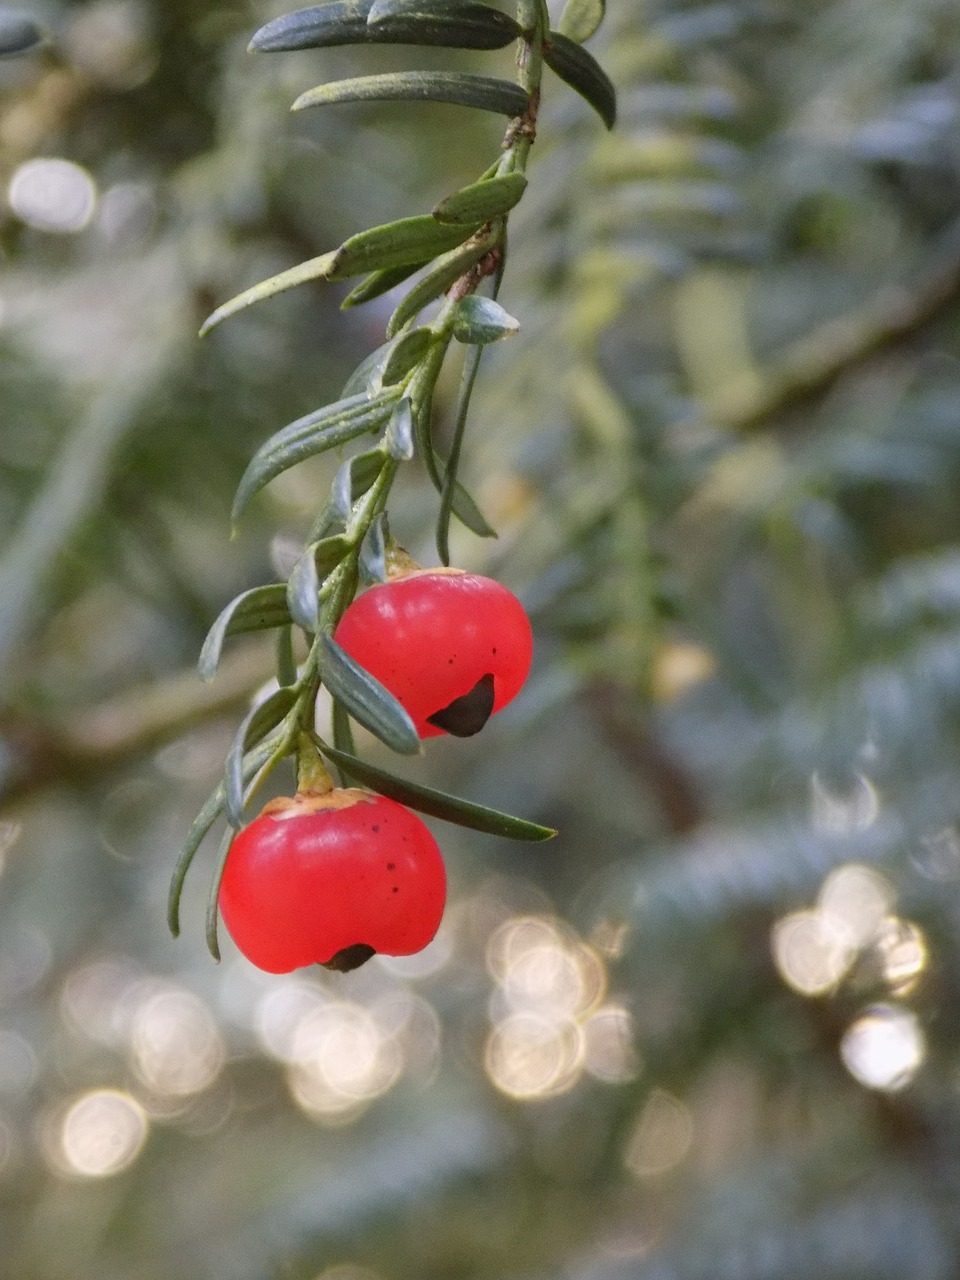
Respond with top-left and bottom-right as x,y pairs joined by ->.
173,0 -> 610,941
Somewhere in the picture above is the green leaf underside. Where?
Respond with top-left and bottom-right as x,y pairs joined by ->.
359,513 -> 388,583
266,389 -> 399,451
543,31 -> 616,129
250,0 -> 520,52
557,0 -> 605,44
205,826 -> 235,962
333,214 -> 487,278
385,398 -> 415,460
386,237 -> 494,337
343,333 -> 433,397
276,625 -> 298,686
316,742 -> 557,840
432,172 -> 528,225
251,0 -> 369,48
347,450 -> 386,502
287,546 -> 321,631
366,0 -> 522,46
200,251 -> 339,335
232,391 -> 399,523
379,328 -> 437,387
200,209 -> 488,335
341,261 -> 428,308
342,344 -> 395,397
432,450 -> 497,537
320,633 -> 421,755
331,452 -> 383,522
198,584 -> 292,681
167,740 -> 276,936
225,690 -> 296,827
452,295 -> 520,344
411,345 -> 445,486
168,786 -> 227,936
0,13 -> 45,56
438,342 -> 484,563
312,533 -> 353,577
292,72 -> 529,119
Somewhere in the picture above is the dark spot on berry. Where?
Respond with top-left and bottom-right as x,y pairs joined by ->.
323,943 -> 375,972
372,824 -> 380,833
387,862 -> 395,871
492,647 -> 497,655
392,887 -> 399,894
427,672 -> 495,737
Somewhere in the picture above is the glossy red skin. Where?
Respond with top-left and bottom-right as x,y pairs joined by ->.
219,792 -> 446,974
333,571 -> 533,738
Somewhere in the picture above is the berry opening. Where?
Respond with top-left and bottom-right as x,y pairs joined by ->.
219,791 -> 447,973
427,672 -> 496,737
322,943 -> 376,972
332,571 -> 533,739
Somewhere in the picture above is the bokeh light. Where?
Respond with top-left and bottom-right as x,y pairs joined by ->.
254,977 -> 331,1063
809,772 -> 880,835
496,937 -> 602,1020
486,915 -> 566,983
287,1002 -> 403,1123
840,1005 -> 925,1091
95,180 -> 158,248
368,990 -> 442,1085
8,159 -> 98,233
818,864 -> 894,949
484,1013 -> 584,1100
376,927 -> 453,979
54,1090 -> 148,1178
870,917 -> 928,996
484,913 -> 631,1100
130,987 -> 224,1098
583,1005 -> 642,1083
771,909 -> 853,996
772,864 -> 901,998
589,918 -> 630,960
624,1089 -> 694,1178
650,641 -> 717,702
487,915 -> 606,1019
65,0 -> 156,89
61,958 -> 144,1048
914,826 -> 960,882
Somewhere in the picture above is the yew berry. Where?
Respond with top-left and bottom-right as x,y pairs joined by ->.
219,789 -> 446,974
333,569 -> 533,738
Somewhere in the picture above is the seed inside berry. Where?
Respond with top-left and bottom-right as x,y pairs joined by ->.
427,672 -> 496,737
323,943 -> 376,972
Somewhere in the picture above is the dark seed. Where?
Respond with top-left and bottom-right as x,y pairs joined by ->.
427,672 -> 495,737
323,943 -> 376,973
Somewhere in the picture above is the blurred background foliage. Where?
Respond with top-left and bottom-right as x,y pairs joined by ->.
3,0 -> 960,1276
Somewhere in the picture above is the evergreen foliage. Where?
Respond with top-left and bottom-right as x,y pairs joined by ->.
1,1 -> 960,1278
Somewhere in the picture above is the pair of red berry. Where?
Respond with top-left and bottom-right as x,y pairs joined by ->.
220,570 -> 532,973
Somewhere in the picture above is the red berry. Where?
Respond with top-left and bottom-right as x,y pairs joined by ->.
333,570 -> 533,739
219,789 -> 446,974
